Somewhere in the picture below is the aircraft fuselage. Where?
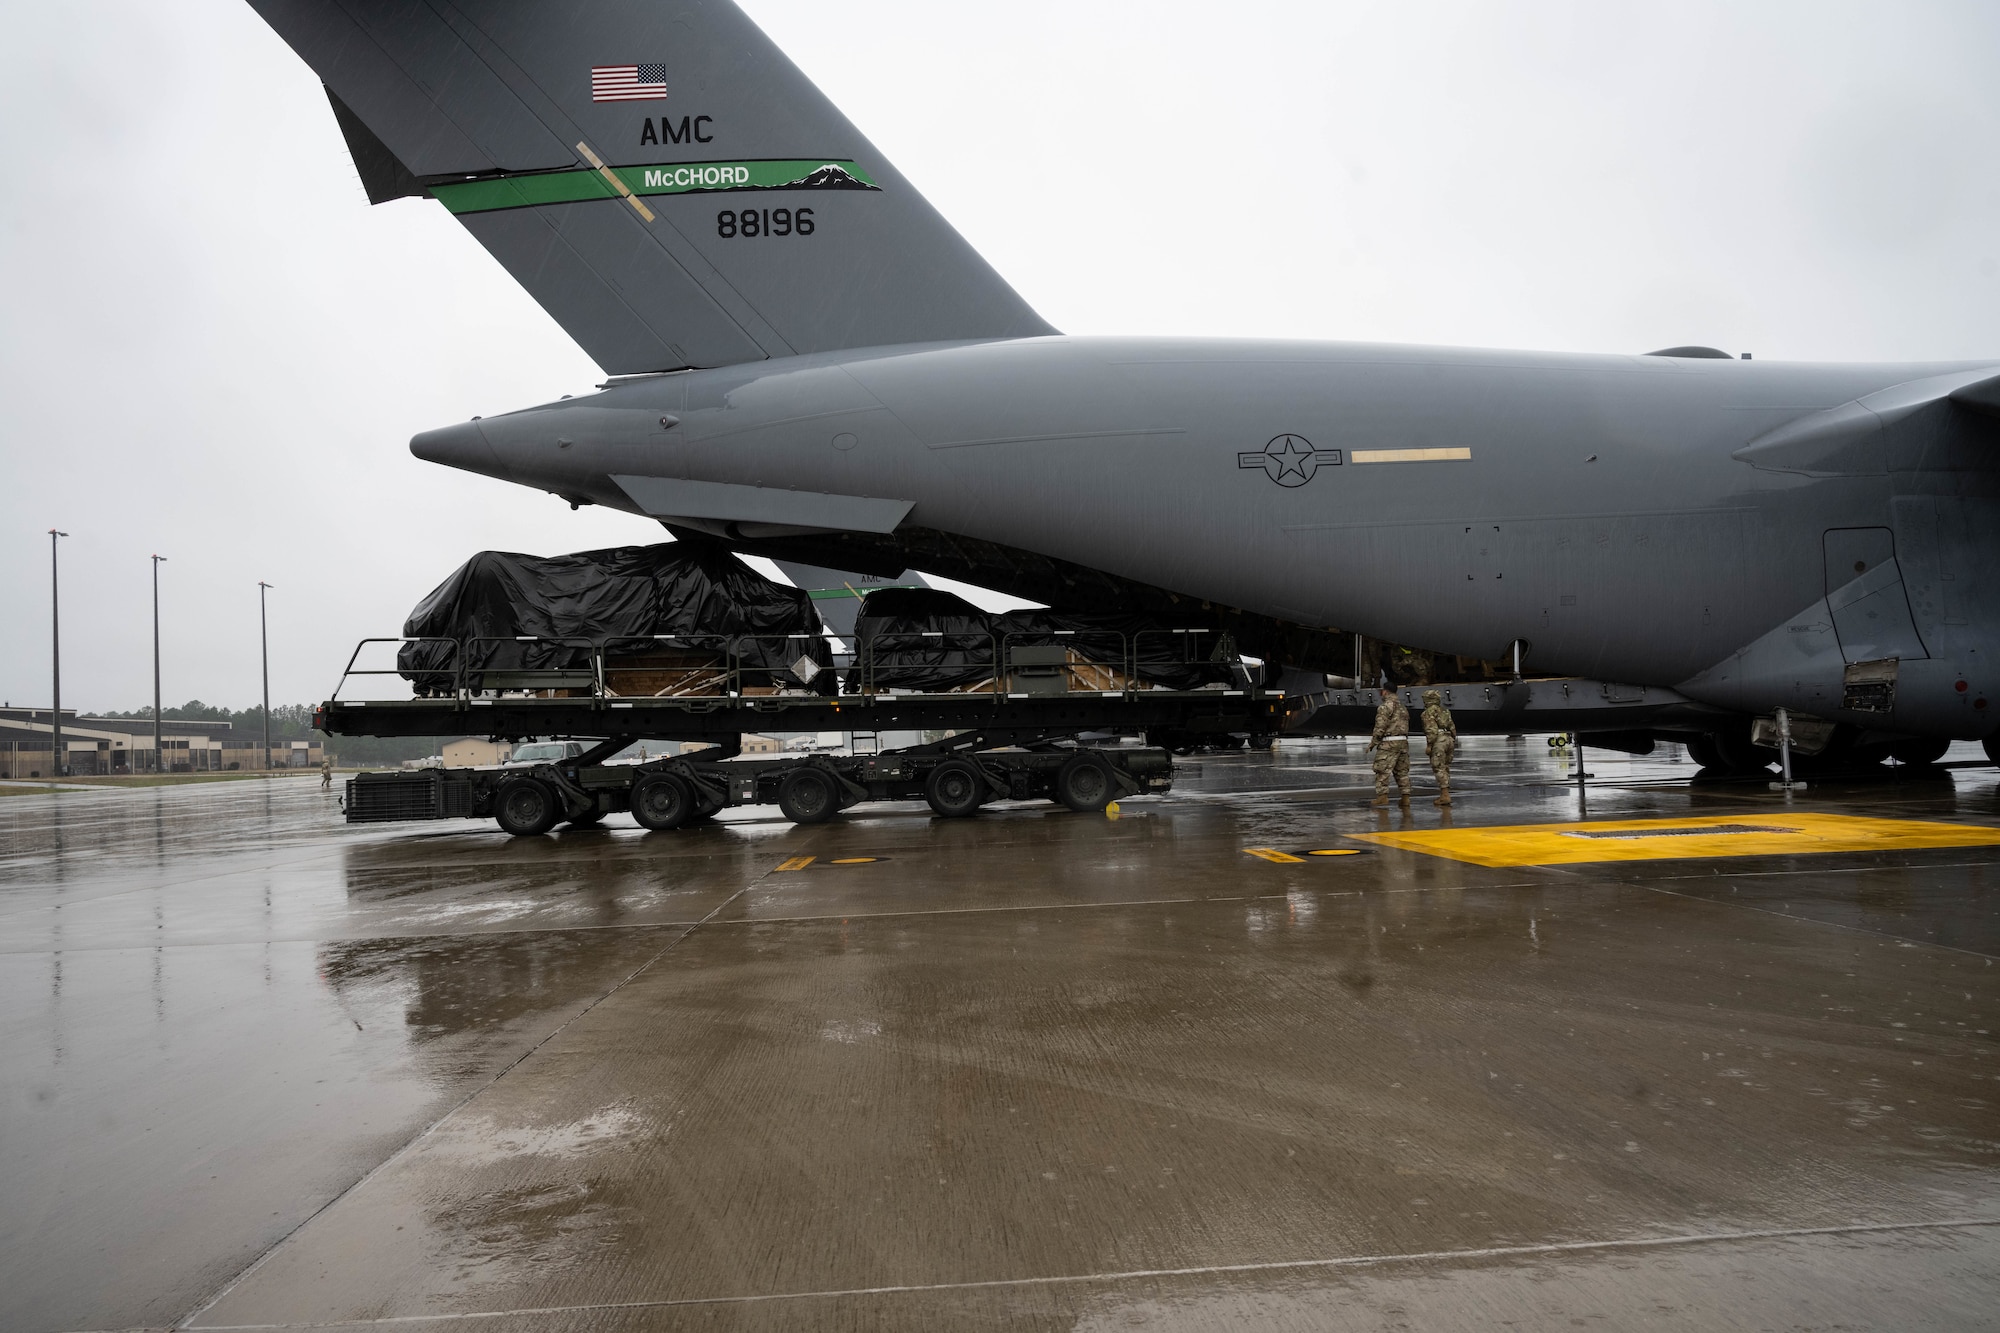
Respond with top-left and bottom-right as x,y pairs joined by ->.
414,336 -> 2000,742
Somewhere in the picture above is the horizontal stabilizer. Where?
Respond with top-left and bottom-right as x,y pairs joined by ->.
772,561 -> 930,640
324,87 -> 424,205
249,0 -> 1055,374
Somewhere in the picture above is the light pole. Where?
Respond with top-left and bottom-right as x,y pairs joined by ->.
49,530 -> 67,778
152,555 -> 167,774
258,582 -> 273,771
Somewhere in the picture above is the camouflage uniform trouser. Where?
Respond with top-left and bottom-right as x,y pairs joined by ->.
1373,740 -> 1410,799
1428,735 -> 1455,794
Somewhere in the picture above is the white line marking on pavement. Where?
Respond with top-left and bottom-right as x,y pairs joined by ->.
184,1217 -> 2000,1328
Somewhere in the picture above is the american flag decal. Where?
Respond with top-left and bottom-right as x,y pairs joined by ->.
591,64 -> 669,102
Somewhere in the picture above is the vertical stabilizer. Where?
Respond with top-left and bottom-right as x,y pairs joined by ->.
249,0 -> 1055,373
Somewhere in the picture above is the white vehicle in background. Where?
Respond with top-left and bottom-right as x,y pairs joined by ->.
505,741 -> 587,767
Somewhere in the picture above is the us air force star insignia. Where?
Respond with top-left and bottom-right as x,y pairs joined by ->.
1238,435 -> 1341,487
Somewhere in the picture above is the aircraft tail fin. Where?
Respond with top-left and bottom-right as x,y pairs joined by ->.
249,0 -> 1054,374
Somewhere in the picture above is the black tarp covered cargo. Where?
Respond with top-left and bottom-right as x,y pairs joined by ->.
847,588 -> 998,691
850,588 -> 1242,692
398,542 -> 831,696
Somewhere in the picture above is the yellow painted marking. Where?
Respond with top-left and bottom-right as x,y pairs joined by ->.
1353,813 -> 2000,867
829,857 -> 879,865
1307,848 -> 1363,857
1350,447 -> 1473,464
575,139 -> 657,222
775,855 -> 816,872
1244,847 -> 1306,863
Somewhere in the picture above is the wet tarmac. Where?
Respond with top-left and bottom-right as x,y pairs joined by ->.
2,738 -> 1997,1331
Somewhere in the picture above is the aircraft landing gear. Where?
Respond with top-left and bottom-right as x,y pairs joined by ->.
1687,727 -> 1770,775
1888,737 -> 1950,767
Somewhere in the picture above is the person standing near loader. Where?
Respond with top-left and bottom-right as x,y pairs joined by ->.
1421,688 -> 1457,806
321,755 -> 334,790
1365,686 -> 1412,806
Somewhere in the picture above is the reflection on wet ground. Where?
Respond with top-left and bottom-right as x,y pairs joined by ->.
1,739 -> 1996,1330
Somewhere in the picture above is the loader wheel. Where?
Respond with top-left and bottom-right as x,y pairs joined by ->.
778,767 -> 839,825
1986,735 -> 2000,767
925,759 -> 987,818
631,773 -> 695,831
1056,753 -> 1116,812
494,778 -> 561,837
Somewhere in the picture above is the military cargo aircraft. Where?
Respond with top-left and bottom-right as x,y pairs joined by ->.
248,0 -> 1998,770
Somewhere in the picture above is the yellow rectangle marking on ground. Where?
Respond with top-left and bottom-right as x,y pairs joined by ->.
1351,813 -> 2000,867
1350,447 -> 1472,464
774,856 -> 816,872
1244,847 -> 1306,863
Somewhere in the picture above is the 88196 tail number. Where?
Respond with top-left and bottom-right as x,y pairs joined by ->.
717,207 -> 814,238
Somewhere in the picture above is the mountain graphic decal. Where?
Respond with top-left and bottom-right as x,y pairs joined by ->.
755,164 -> 880,192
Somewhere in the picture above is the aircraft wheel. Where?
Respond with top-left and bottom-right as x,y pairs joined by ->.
1791,727 -> 1880,777
1795,750 -> 1885,778
1056,753 -> 1116,812
924,759 -> 987,818
1708,728 -> 1772,774
631,773 -> 695,831
494,778 -> 561,837
1889,737 -> 1950,766
778,767 -> 839,825
1682,733 -> 1722,768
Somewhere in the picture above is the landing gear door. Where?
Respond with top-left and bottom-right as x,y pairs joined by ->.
1822,527 -> 1930,664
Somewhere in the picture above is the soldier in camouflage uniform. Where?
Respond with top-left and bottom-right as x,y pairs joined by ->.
1421,688 -> 1457,806
1364,686 -> 1411,806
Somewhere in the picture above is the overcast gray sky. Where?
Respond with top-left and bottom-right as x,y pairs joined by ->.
3,1 -> 1996,712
